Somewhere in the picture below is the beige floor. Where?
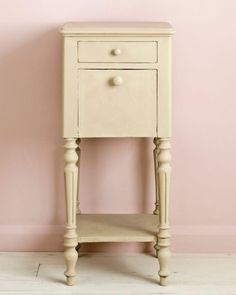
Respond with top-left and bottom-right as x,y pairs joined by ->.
0,252 -> 236,294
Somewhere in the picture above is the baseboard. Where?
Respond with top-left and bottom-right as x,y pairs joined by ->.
0,225 -> 64,251
171,225 -> 236,252
0,225 -> 236,252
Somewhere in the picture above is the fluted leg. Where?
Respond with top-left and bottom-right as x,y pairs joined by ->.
157,138 -> 171,286
64,138 -> 79,286
76,138 -> 81,214
153,138 -> 160,258
153,138 -> 160,215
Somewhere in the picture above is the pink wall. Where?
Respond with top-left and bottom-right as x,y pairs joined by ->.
0,0 -> 236,252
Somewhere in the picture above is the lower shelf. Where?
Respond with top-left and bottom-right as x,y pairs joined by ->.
76,214 -> 159,243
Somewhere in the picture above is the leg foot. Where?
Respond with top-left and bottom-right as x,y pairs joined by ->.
66,276 -> 76,286
160,276 -> 168,286
158,237 -> 171,286
64,245 -> 78,286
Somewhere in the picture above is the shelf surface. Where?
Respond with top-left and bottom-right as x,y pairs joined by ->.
76,214 -> 159,243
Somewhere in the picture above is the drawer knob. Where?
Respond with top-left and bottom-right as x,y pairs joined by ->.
112,76 -> 123,86
112,48 -> 122,56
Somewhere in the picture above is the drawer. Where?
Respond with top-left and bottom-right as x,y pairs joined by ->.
78,42 -> 157,63
78,70 -> 157,137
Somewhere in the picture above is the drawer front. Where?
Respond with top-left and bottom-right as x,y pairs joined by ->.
78,70 -> 157,137
78,42 -> 157,63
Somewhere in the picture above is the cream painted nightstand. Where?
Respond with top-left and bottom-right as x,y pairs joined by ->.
60,22 -> 174,286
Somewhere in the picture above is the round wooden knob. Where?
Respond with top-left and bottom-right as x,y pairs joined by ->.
112,48 -> 122,56
112,76 -> 123,86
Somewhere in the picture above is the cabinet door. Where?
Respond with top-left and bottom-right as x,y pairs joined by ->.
78,69 -> 157,137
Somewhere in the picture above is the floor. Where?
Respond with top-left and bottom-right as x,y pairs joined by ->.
0,252 -> 236,295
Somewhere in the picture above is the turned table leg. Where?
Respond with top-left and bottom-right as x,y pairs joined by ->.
76,138 -> 81,215
156,138 -> 171,286
64,138 -> 79,286
153,138 -> 160,258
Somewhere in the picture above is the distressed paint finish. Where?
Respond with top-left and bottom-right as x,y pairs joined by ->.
62,22 -> 174,286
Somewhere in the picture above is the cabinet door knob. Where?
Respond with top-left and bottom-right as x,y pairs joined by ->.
112,48 -> 122,56
112,76 -> 123,86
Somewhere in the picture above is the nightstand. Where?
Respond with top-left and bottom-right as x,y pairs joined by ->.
60,22 -> 174,286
